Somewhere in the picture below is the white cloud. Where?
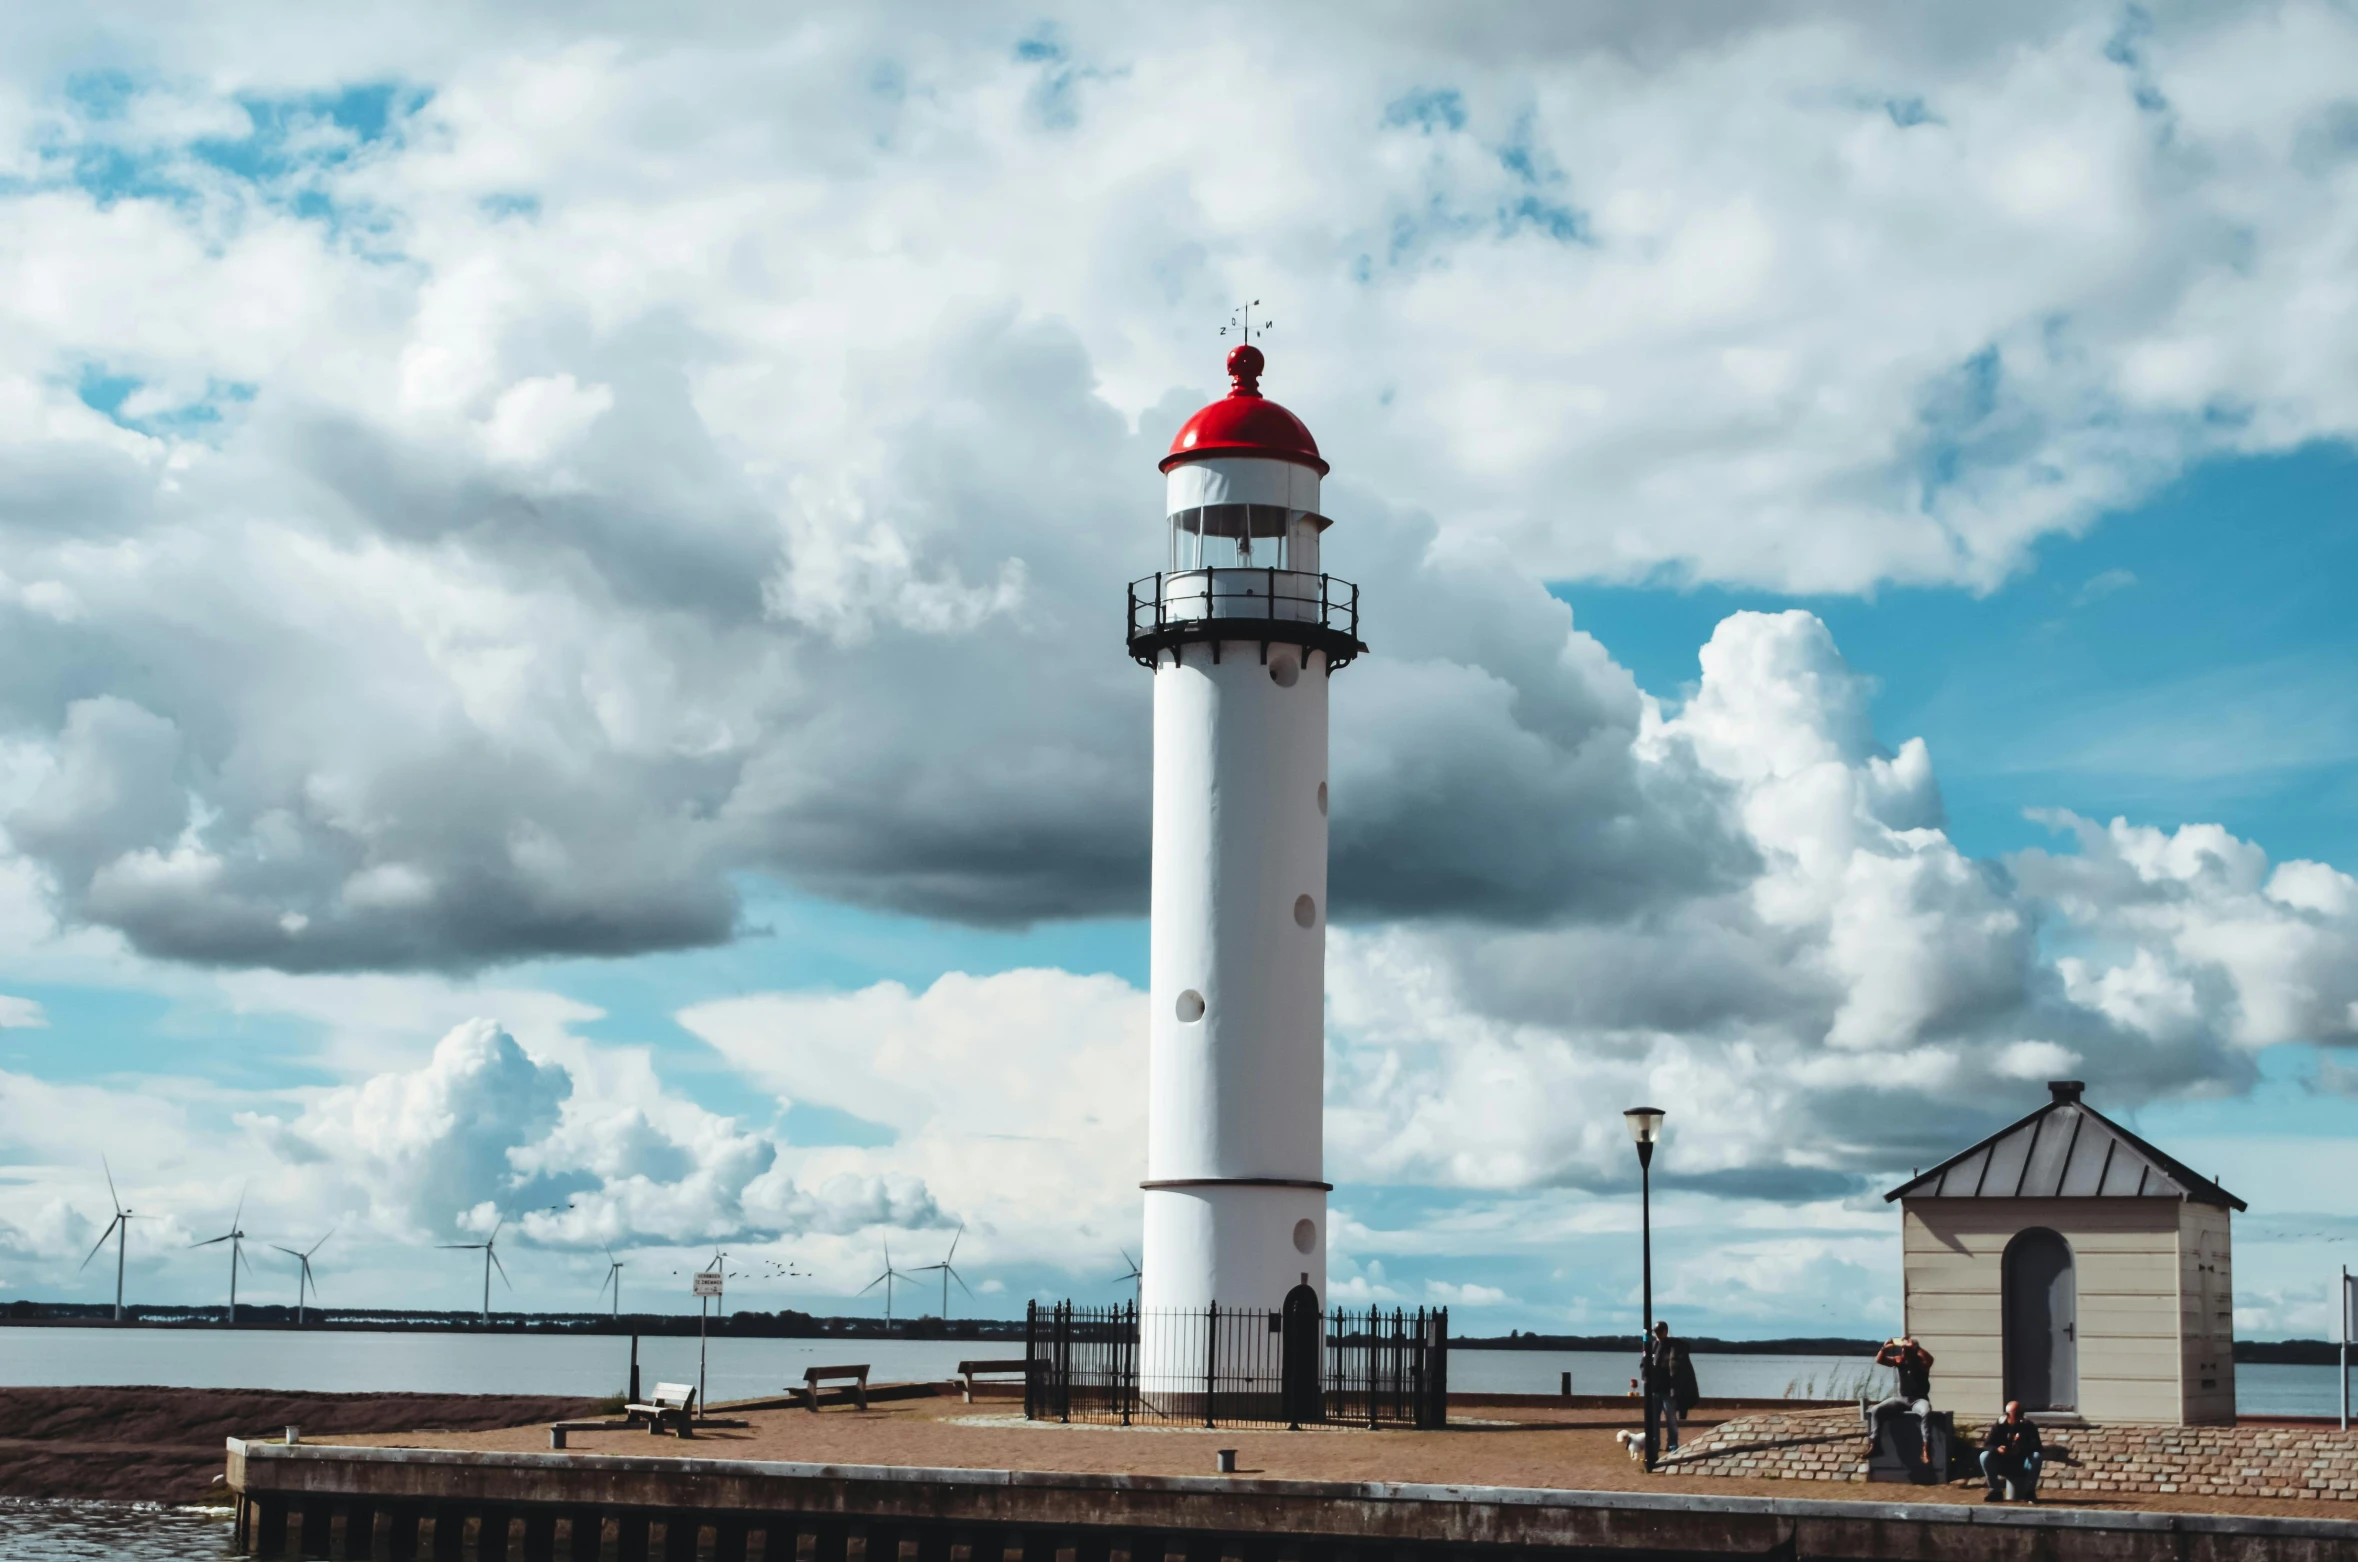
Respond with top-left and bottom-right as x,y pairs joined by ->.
679,968 -> 1145,1268
1426,1279 -> 1509,1307
231,1015 -> 903,1253
1325,610 -> 2358,1200
0,993 -> 42,1027
478,373 -> 614,470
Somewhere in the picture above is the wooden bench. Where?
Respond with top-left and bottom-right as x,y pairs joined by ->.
801,1364 -> 870,1411
624,1381 -> 698,1436
956,1358 -> 1032,1403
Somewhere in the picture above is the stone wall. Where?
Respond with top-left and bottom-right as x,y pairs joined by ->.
1661,1408 -> 2358,1501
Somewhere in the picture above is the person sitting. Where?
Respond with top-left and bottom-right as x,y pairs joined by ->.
1980,1401 -> 2044,1502
1867,1335 -> 1936,1462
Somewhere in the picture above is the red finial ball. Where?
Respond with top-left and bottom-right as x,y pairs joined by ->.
1226,344 -> 1264,396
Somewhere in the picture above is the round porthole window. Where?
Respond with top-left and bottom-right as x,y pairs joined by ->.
1175,989 -> 1206,1022
1293,894 -> 1317,928
1292,1219 -> 1317,1254
1269,654 -> 1300,688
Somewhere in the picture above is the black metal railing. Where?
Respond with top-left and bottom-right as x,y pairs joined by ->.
1023,1300 -> 1446,1429
1124,569 -> 1365,671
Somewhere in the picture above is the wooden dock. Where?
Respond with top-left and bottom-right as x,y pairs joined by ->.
227,1437 -> 2358,1561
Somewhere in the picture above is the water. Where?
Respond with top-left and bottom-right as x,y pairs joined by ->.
1,1328 -> 2344,1415
1454,1349 -> 1881,1401
0,1327 -> 988,1403
0,1501 -> 231,1560
1450,1348 -> 2351,1418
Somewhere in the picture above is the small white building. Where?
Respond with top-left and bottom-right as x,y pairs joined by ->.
1885,1080 -> 2243,1426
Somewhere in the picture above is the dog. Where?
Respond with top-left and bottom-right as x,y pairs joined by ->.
1615,1429 -> 1646,1462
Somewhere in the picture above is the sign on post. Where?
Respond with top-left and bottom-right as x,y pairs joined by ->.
693,1271 -> 724,1298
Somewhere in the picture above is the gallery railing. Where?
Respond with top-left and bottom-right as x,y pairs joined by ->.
1124,569 -> 1366,671
1023,1300 -> 1447,1430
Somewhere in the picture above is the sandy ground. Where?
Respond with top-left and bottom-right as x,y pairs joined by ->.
0,1387 -> 609,1504
336,1393 -> 2354,1523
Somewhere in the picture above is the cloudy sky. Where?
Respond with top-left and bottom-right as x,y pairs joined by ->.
2,0 -> 2356,1341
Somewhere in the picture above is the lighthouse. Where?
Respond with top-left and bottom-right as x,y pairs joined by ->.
1126,342 -> 1364,1346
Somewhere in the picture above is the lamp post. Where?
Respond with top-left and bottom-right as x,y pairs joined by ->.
1624,1106 -> 1666,1471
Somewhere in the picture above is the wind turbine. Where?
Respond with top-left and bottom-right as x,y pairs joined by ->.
439,1218 -> 509,1324
78,1158 -> 138,1321
1113,1249 -> 1143,1304
912,1224 -> 973,1320
270,1229 -> 333,1326
860,1239 -> 912,1328
597,1246 -> 626,1319
190,1189 -> 252,1324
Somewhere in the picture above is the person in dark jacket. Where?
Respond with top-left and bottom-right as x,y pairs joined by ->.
1867,1335 -> 1936,1462
1639,1321 -> 1703,1452
1980,1401 -> 2044,1502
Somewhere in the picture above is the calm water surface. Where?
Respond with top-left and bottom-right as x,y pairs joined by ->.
0,1326 -> 2343,1413
0,1502 -> 232,1561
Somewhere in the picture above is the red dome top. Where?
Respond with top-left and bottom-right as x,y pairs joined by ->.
1160,345 -> 1329,476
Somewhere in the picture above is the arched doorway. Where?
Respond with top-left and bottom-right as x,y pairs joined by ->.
2002,1228 -> 2077,1411
1281,1281 -> 1322,1427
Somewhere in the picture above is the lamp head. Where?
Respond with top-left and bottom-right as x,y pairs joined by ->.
1623,1107 -> 1666,1146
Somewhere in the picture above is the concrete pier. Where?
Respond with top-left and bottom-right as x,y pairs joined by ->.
228,1438 -> 2358,1561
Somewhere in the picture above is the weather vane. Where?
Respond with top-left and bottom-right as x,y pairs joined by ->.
1219,300 -> 1273,345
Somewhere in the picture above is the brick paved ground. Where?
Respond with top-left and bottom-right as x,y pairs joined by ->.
1662,1407 -> 2358,1502
327,1390 -> 2356,1519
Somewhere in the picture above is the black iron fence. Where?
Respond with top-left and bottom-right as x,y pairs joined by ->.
1124,569 -> 1365,671
1023,1300 -> 1447,1429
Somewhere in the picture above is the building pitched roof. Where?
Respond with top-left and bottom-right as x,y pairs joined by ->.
1883,1081 -> 2246,1210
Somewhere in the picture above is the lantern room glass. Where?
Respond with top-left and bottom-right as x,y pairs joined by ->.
1167,504 -> 1325,575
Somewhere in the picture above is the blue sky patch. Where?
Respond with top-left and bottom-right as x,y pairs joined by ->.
1383,87 -> 1467,135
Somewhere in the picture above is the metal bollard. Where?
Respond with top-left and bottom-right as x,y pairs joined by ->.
1561,1371 -> 1571,1398
284,1425 -> 300,1445
1215,1449 -> 1237,1474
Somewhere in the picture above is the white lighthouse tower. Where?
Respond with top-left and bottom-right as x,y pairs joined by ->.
1127,342 -> 1364,1346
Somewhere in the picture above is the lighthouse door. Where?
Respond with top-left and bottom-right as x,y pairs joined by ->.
1281,1282 -> 1323,1427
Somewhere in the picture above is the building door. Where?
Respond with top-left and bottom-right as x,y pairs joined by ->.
1280,1282 -> 1322,1426
2002,1228 -> 2077,1411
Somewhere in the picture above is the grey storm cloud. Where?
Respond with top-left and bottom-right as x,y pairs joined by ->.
0,311 -> 1746,969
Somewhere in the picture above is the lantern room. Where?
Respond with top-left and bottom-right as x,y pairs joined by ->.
1159,345 -> 1331,574
1129,345 -> 1364,671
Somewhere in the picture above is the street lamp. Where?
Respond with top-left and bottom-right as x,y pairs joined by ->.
1624,1107 -> 1666,1471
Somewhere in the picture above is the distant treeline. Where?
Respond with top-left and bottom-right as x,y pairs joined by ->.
1458,1330 -> 2352,1367
0,1299 -> 1024,1339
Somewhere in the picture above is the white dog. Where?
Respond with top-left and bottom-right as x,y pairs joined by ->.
1615,1429 -> 1647,1462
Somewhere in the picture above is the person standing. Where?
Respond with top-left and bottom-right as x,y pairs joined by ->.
1868,1335 -> 1936,1462
1640,1320 -> 1701,1452
1980,1401 -> 2044,1502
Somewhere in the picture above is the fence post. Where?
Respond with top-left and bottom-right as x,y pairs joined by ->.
1429,1307 -> 1449,1428
1204,1300 -> 1218,1428
1121,1299 -> 1135,1427
1023,1301 -> 1036,1421
1056,1302 -> 1072,1424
